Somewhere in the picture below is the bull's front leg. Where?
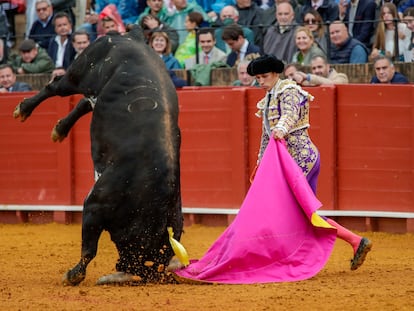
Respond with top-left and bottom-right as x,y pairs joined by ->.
52,97 -> 94,142
13,85 -> 57,122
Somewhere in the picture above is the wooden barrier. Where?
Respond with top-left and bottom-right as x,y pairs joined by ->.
0,85 -> 413,232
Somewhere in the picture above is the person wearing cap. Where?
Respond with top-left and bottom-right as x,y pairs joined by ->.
247,54 -> 372,271
8,39 -> 55,74
0,64 -> 32,92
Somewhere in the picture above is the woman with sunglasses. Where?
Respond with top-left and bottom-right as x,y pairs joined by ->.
302,9 -> 328,54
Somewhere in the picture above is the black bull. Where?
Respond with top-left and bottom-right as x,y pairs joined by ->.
13,29 -> 183,285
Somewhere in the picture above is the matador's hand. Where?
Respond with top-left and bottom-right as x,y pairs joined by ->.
272,129 -> 285,140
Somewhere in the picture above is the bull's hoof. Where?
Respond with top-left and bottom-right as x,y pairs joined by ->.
13,104 -> 28,122
96,272 -> 143,286
166,257 -> 185,272
62,269 -> 86,286
51,125 -> 66,142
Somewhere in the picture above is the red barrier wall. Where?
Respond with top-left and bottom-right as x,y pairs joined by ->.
0,85 -> 413,232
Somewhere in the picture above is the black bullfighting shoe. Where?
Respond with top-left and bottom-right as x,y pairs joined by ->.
350,237 -> 373,271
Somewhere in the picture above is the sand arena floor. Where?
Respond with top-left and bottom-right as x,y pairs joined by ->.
0,223 -> 413,310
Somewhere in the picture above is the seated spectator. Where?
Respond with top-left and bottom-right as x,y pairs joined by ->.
291,26 -> 326,65
164,0 -> 211,44
0,36 -> 8,65
149,31 -> 182,70
0,64 -> 32,92
8,39 -> 55,74
222,23 -> 262,67
398,0 -> 414,19
140,14 -> 179,53
232,58 -> 260,86
79,0 -> 139,42
214,5 -> 255,54
370,55 -> 409,83
291,55 -> 349,85
302,9 -> 328,54
94,0 -> 138,26
329,20 -> 368,64
339,0 -> 376,50
50,66 -> 66,81
79,7 -> 99,42
299,0 -> 339,24
48,30 -> 91,78
72,29 -> 91,59
283,62 -> 299,80
136,0 -> 168,24
184,28 -> 227,69
169,70 -> 188,88
263,2 -> 298,64
370,3 -> 411,62
174,11 -> 204,68
403,7 -> 414,62
97,4 -> 126,37
47,12 -> 76,70
234,0 -> 264,48
29,0 -> 55,50
51,0 -> 76,25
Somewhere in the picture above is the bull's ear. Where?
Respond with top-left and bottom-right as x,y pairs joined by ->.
126,24 -> 145,41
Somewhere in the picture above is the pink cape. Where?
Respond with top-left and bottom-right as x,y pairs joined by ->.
175,139 -> 337,284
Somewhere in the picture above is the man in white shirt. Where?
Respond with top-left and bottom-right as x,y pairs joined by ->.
47,11 -> 76,69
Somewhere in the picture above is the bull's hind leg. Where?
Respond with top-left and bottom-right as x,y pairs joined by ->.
62,202 -> 104,286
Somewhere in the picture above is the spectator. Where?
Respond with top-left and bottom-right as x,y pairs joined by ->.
263,2 -> 298,64
149,31 -> 182,70
329,20 -> 368,63
232,58 -> 260,86
0,64 -> 32,92
49,30 -> 91,78
185,28 -> 227,69
47,12 -> 76,70
291,55 -> 349,85
97,4 -> 126,37
140,15 -> 179,53
51,0 -> 76,26
370,3 -> 411,62
398,0 -> 414,19
339,0 -> 377,49
234,0 -> 265,47
299,0 -> 339,24
302,9 -> 329,54
214,5 -> 255,54
136,0 -> 168,24
79,6 -> 99,42
370,55 -> 409,83
80,0 -> 139,42
291,26 -> 326,65
222,23 -> 262,67
403,7 -> 414,62
29,0 -> 56,50
169,70 -> 188,87
283,62 -> 299,79
72,29 -> 91,58
8,39 -> 55,74
165,0 -> 211,44
174,11 -> 204,68
0,37 -> 7,65
94,0 -> 139,25
261,0 -> 303,26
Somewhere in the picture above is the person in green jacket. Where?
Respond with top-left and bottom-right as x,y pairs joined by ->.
8,39 -> 55,74
136,0 -> 168,24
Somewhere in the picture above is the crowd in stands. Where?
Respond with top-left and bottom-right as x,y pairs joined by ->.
0,0 -> 412,89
